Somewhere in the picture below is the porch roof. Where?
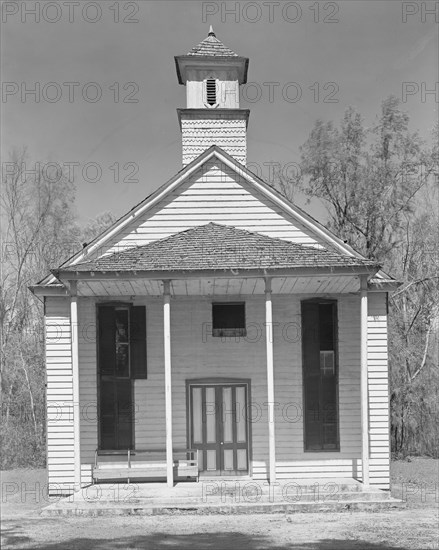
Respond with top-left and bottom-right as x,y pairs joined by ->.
59,223 -> 379,275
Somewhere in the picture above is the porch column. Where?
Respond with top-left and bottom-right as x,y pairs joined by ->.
163,280 -> 174,487
265,278 -> 276,484
360,275 -> 370,487
69,281 -> 81,490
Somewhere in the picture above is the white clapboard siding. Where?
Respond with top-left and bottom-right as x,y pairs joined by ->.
367,292 -> 390,489
45,297 -> 75,493
253,459 -> 364,480
100,159 -> 325,257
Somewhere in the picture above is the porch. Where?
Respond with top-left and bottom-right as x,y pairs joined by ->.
44,223 -> 388,492
56,271 -> 376,490
41,477 -> 404,516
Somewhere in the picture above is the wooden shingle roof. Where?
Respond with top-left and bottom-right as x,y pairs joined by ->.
68,223 -> 378,274
187,27 -> 238,57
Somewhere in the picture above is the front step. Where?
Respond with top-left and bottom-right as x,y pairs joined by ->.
41,497 -> 405,517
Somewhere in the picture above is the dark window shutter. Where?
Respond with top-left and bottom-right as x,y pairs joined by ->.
99,379 -> 116,449
319,303 -> 335,351
116,379 -> 133,449
304,380 -> 321,450
130,306 -> 147,379
321,375 -> 337,449
98,306 -> 116,376
99,379 -> 133,450
302,302 -> 320,376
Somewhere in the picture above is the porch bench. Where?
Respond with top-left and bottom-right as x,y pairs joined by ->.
92,449 -> 199,483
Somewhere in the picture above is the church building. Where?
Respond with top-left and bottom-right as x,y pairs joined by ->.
32,28 -> 397,494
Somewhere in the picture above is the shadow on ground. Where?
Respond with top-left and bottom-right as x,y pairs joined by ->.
1,526 -> 412,550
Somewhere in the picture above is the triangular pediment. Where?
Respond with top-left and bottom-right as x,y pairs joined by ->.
40,146 -> 371,285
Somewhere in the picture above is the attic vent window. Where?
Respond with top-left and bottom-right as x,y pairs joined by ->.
206,79 -> 217,105
212,302 -> 246,337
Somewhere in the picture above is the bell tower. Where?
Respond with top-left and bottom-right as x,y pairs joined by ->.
175,27 -> 250,166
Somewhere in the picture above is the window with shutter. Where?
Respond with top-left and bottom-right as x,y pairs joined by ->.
301,300 -> 339,451
97,304 -> 146,449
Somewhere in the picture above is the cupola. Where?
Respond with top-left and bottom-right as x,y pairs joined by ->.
175,27 -> 250,166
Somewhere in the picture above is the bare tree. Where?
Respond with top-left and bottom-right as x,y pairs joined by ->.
284,97 -> 434,264
0,149 -> 79,466
276,100 -> 438,457
1,150 -> 118,467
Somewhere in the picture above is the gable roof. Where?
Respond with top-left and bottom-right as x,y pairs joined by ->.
63,223 -> 378,274
39,145 -> 394,287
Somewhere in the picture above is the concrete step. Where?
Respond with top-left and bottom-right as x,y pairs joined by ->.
201,478 -> 364,492
41,497 -> 405,517
65,490 -> 392,505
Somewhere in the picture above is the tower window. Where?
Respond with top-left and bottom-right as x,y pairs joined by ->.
206,79 -> 216,105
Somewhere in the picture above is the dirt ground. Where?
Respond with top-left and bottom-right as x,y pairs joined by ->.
1,459 -> 438,550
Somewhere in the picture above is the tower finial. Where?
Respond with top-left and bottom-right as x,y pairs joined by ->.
208,25 -> 215,37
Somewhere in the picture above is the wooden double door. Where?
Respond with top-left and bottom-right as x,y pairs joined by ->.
189,382 -> 250,476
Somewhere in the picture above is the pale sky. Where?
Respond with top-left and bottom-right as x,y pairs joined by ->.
2,0 -> 437,223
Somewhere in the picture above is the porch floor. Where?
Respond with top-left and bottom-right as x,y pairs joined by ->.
41,478 -> 405,516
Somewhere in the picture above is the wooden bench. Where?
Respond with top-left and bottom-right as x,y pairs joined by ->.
92,449 -> 199,484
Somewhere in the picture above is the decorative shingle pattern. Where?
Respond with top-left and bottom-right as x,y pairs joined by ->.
187,32 -> 238,57
70,223 -> 377,273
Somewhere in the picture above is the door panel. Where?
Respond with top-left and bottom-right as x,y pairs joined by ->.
205,387 -> 216,444
192,387 -> 203,444
190,383 -> 249,475
235,386 -> 246,443
99,378 -> 133,450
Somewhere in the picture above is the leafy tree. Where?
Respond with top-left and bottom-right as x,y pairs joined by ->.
296,97 -> 433,264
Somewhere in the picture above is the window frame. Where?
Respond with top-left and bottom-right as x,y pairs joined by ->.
115,306 -> 131,379
96,302 -> 147,450
212,301 -> 247,338
301,298 -> 340,452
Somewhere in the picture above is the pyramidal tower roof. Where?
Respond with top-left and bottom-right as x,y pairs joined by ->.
187,26 -> 238,57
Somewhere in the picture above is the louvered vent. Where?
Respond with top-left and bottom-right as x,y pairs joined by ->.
206,79 -> 216,105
